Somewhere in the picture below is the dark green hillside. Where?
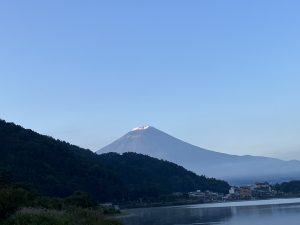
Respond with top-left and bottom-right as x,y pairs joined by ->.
98,152 -> 230,199
0,119 -> 123,201
0,119 -> 229,202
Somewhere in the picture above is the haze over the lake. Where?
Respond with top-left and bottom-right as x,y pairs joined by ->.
1,1 -> 300,160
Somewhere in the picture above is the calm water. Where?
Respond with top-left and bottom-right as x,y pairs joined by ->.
120,198 -> 300,225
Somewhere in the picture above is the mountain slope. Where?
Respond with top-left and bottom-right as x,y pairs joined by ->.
0,119 -> 123,201
97,126 -> 300,184
0,119 -> 229,201
98,152 -> 230,197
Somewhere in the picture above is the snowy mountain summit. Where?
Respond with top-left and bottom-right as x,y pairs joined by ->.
131,125 -> 150,131
97,126 -> 300,184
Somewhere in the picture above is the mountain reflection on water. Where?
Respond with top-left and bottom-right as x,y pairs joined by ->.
120,198 -> 300,225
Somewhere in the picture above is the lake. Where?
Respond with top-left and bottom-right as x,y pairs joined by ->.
120,198 -> 300,225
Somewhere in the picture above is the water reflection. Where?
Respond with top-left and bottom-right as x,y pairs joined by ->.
120,199 -> 300,225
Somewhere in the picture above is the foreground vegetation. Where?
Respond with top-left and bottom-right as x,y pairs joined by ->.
2,208 -> 122,225
0,171 -> 122,225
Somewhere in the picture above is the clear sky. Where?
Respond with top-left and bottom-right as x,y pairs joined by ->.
1,0 -> 300,160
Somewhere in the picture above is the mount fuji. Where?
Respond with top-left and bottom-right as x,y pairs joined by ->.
97,126 -> 300,184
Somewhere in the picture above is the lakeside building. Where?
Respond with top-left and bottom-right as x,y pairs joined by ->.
224,182 -> 275,200
239,186 -> 252,198
252,182 -> 275,198
188,190 -> 223,202
189,182 -> 275,203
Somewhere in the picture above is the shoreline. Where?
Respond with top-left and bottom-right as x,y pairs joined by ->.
119,195 -> 300,210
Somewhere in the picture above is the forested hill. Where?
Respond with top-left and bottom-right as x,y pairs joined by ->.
0,119 -> 123,201
98,152 -> 230,196
0,119 -> 230,202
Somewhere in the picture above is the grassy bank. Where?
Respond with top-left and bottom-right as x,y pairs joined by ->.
0,185 -> 122,225
1,208 -> 122,225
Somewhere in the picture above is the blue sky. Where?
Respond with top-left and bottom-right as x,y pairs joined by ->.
1,1 -> 300,159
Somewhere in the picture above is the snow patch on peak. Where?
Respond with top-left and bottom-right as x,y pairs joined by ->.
131,125 -> 150,131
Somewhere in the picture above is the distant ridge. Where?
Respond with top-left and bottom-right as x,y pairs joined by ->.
97,126 -> 300,184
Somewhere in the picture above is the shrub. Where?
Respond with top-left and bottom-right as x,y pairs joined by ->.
2,212 -> 67,225
65,191 -> 95,208
1,208 -> 122,225
0,187 -> 35,219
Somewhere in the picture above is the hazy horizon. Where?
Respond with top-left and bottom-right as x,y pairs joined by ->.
1,1 -> 300,160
